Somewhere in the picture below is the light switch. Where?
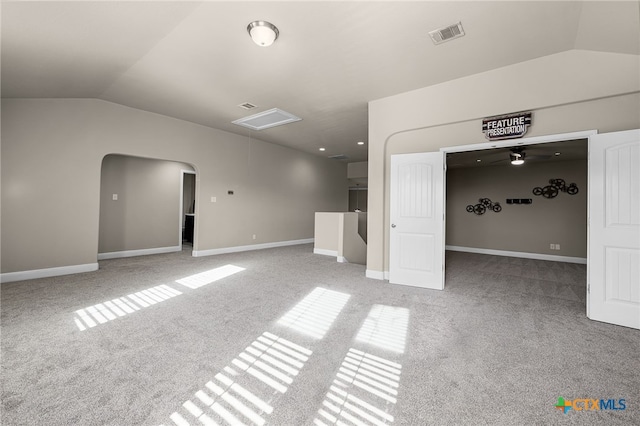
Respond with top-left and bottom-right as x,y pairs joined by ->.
211,196 -> 216,203
112,194 -> 118,201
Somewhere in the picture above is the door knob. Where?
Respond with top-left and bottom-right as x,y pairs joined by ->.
391,224 -> 396,228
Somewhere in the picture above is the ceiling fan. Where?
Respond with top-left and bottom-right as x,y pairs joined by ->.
490,147 -> 551,165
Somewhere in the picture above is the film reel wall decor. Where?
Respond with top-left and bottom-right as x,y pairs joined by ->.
532,178 -> 578,199
466,198 -> 502,215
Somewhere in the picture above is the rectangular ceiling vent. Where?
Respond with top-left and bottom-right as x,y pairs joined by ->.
429,22 -> 465,45
232,108 -> 302,131
237,102 -> 258,110
329,154 -> 349,161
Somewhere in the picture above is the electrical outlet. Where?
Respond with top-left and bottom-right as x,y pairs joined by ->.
252,234 -> 256,240
550,243 -> 555,250
555,244 -> 561,250
112,194 -> 118,201
211,196 -> 216,203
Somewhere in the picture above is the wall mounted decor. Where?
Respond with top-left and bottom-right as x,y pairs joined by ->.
466,198 -> 502,215
506,198 -> 533,205
532,178 -> 578,199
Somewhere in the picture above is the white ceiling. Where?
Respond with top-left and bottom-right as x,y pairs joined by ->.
2,1 -> 639,163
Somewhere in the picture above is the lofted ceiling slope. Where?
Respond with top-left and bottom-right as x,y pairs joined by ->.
2,1 -> 639,162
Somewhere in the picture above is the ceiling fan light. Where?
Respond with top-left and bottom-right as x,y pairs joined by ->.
248,21 -> 279,47
510,152 -> 525,165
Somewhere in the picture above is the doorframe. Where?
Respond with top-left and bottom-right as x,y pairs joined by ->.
434,130 -> 597,298
180,170 -> 196,250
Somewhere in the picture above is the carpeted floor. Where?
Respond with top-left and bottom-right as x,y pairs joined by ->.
1,245 -> 638,425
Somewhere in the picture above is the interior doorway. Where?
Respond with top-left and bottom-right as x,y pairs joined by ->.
181,170 -> 196,252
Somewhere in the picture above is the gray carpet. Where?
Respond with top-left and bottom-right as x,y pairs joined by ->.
1,245 -> 638,425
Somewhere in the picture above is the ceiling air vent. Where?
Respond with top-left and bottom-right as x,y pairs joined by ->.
429,22 -> 465,45
329,154 -> 349,161
232,108 -> 302,131
238,102 -> 257,110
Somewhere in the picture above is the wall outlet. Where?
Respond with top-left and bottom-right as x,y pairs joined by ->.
550,243 -> 555,250
112,194 -> 118,201
555,244 -> 561,250
211,196 -> 216,203
252,234 -> 256,240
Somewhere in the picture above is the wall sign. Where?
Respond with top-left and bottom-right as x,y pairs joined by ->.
482,111 -> 532,141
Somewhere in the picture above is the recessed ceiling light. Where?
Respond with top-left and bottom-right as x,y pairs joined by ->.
476,159 -> 482,162
357,141 -> 365,145
555,152 -> 561,156
319,148 -> 326,151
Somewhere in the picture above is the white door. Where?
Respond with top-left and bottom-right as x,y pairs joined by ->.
389,152 -> 445,289
588,129 -> 640,329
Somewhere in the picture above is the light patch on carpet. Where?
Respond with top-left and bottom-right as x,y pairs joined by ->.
314,348 -> 402,426
355,305 -> 409,354
73,284 -> 182,331
276,287 -> 351,339
166,331 -> 312,426
175,264 -> 245,289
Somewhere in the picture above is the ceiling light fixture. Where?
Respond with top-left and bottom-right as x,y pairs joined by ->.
510,151 -> 525,165
319,148 -> 326,151
247,21 -> 279,47
357,141 -> 365,145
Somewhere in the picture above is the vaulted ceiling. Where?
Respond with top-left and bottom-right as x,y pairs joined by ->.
2,1 -> 639,162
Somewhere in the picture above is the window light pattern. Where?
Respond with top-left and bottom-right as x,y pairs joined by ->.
73,284 -> 182,331
355,305 -> 409,353
74,265 -> 245,331
175,265 -> 245,289
164,331 -> 312,426
276,287 -> 350,339
314,349 -> 402,426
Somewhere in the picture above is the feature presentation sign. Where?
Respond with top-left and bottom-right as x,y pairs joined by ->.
482,112 -> 532,141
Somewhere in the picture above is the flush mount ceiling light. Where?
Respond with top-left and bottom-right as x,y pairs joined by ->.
247,21 -> 279,47
510,148 -> 526,165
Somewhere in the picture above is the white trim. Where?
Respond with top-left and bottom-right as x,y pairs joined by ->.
98,246 -> 181,260
337,256 -> 348,263
314,248 -> 338,257
445,245 -> 587,264
440,130 -> 598,154
193,238 -> 314,257
366,269 -> 388,280
1,263 -> 99,283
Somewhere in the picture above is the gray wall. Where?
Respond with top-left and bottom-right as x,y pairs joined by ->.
99,155 -> 194,254
1,98 -> 348,273
446,160 -> 587,257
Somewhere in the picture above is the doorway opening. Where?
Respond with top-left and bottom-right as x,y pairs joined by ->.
98,154 -> 196,260
181,170 -> 196,253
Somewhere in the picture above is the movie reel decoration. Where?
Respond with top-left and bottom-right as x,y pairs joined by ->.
466,198 -> 502,215
532,178 -> 578,199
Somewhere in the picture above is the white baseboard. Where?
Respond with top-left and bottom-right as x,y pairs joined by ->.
314,248 -> 338,257
366,269 -> 389,280
193,238 -> 314,257
337,256 -> 348,263
98,245 -> 181,260
1,263 -> 99,284
445,245 -> 587,264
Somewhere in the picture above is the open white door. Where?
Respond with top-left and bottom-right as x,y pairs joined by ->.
389,152 -> 445,290
588,129 -> 640,329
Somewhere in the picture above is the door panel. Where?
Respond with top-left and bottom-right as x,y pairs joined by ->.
390,152 -> 444,289
588,130 -> 640,329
